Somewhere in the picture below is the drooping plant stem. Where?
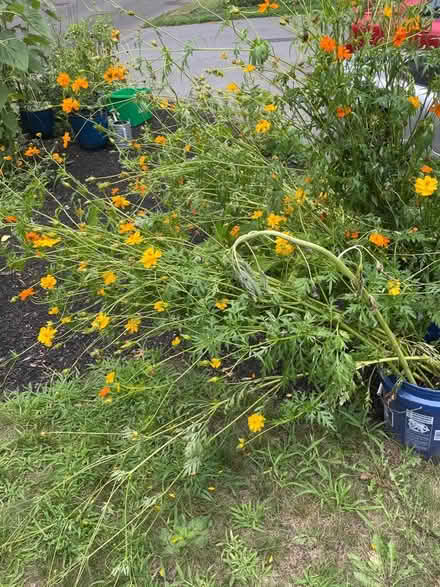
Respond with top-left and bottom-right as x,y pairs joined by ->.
231,230 -> 417,384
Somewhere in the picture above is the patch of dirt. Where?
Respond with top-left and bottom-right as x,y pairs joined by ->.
0,109 -> 177,395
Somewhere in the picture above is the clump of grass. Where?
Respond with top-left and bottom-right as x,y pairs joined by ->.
1,362 -> 439,585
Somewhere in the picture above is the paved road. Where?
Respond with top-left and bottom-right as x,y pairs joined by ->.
54,0 -> 191,30
123,17 -> 302,96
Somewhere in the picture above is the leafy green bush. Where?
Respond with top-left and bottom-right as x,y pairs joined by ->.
0,0 -> 54,151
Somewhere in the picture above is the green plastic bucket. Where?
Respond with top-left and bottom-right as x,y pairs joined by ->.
108,88 -> 152,127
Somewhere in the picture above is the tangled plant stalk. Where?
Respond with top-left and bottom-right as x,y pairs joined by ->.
231,230 -> 418,385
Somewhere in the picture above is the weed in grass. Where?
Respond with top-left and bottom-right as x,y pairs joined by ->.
349,534 -> 422,587
295,566 -> 346,586
219,530 -> 272,585
159,513 -> 212,555
229,501 -> 266,531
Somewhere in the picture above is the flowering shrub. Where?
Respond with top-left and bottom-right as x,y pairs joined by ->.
2,1 -> 440,460
51,17 -> 126,111
276,0 -> 440,227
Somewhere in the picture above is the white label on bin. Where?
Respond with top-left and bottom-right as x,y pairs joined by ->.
405,411 -> 434,452
434,430 -> 440,442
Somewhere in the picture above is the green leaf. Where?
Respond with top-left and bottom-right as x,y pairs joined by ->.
2,110 -> 18,132
23,9 -> 51,39
0,83 -> 10,111
0,37 -> 30,71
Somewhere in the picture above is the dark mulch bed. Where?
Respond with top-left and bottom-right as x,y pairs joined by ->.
0,109 -> 180,394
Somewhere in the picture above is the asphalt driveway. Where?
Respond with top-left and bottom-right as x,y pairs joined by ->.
53,0 -> 191,30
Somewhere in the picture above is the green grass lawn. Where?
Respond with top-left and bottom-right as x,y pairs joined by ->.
151,0 -> 285,27
1,353 -> 439,585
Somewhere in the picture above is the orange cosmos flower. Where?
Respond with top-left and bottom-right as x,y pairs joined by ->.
430,103 -> 440,117
369,232 -> 390,247
18,287 -> 36,301
71,77 -> 88,93
4,215 -> 17,223
421,165 -> 433,173
336,45 -> 352,61
62,98 -> 80,113
62,132 -> 71,149
24,146 -> 40,157
393,27 -> 406,47
320,36 -> 336,53
98,386 -> 111,398
56,72 -> 71,88
336,106 -> 352,118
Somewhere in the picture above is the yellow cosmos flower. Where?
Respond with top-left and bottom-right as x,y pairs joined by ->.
408,96 -> 421,109
210,358 -> 221,369
92,312 -> 110,330
154,300 -> 168,312
52,153 -> 64,164
255,119 -> 271,133
266,212 -> 286,229
171,336 -> 181,346
119,221 -> 136,234
38,323 -> 57,347
248,412 -> 265,433
154,135 -> 167,145
226,82 -> 240,93
215,298 -> 229,310
125,230 -> 143,245
387,280 -> 401,296
125,318 -> 141,334
383,4 -> 392,17
264,103 -> 277,112
243,64 -> 256,72
106,371 -> 116,383
78,261 -> 88,272
112,195 -> 131,208
102,271 -> 117,285
237,437 -> 246,449
251,209 -> 263,219
40,274 -> 57,289
414,175 -> 438,197
295,188 -> 306,205
32,235 -> 60,248
140,246 -> 162,269
230,225 -> 240,238
275,233 -> 295,256
48,306 -> 59,315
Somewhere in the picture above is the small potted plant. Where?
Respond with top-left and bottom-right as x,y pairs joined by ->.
18,73 -> 56,138
52,18 -> 128,150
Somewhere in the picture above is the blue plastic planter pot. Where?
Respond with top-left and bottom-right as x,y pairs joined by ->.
380,374 -> 440,461
69,111 -> 108,150
20,108 -> 54,138
425,322 -> 440,343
